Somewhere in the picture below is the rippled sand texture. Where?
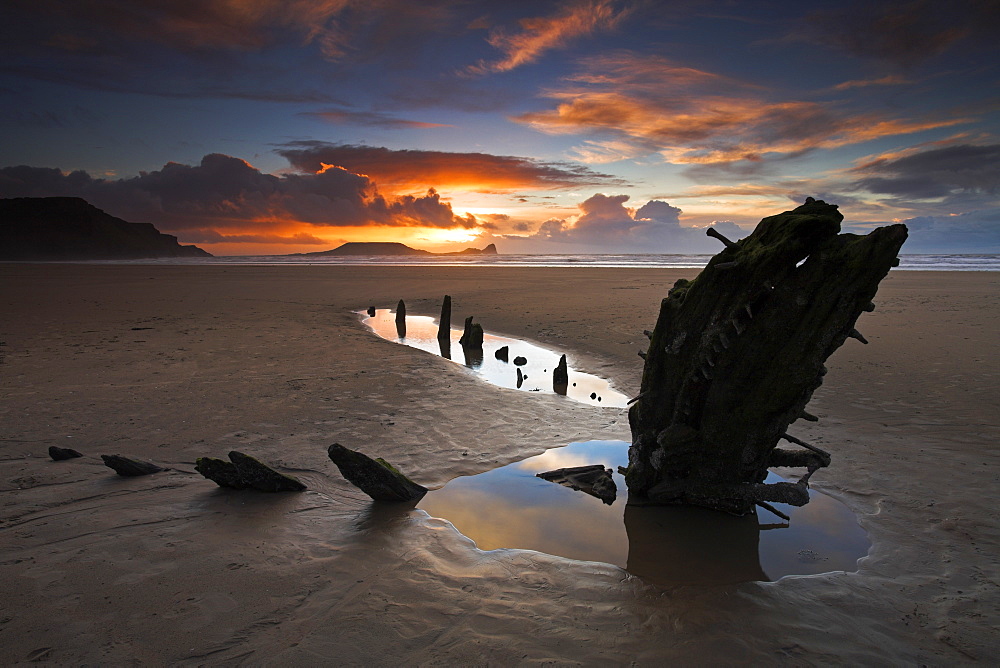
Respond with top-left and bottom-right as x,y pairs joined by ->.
1,264 -> 998,664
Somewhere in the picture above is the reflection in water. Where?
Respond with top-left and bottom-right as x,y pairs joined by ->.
419,441 -> 870,586
625,505 -> 768,585
462,343 -> 484,369
362,309 -> 627,408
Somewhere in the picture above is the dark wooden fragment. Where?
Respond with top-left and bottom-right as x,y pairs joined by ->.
194,457 -> 248,489
395,300 -> 406,338
438,295 -> 451,340
194,453 -> 305,491
48,446 -> 83,461
495,345 -> 509,362
537,464 -> 617,505
101,454 -> 165,476
553,354 -> 569,395
227,451 -> 307,492
458,316 -> 483,348
327,443 -> 427,502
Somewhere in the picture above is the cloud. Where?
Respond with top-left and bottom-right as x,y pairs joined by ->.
1,0 -> 463,100
896,209 -> 1000,252
465,0 -> 632,75
832,75 -> 912,91
0,153 -> 477,235
300,109 -> 452,129
388,79 -> 525,112
843,208 -> 1000,253
276,141 -> 622,193
500,193 -> 748,253
803,0 -> 1000,67
178,230 -> 330,245
658,184 -> 794,199
845,143 -> 1000,216
512,51 -> 971,167
0,105 -> 100,129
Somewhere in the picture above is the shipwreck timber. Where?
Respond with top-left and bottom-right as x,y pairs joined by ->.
626,198 -> 907,515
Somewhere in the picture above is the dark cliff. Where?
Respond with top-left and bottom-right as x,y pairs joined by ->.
0,197 -> 212,260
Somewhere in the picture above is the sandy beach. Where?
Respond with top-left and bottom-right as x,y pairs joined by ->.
1,263 -> 998,665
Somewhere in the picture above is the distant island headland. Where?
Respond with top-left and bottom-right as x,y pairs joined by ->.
296,241 -> 498,257
0,197 -> 496,261
0,197 -> 212,260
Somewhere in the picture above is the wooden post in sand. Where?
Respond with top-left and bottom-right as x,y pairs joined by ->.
626,198 -> 908,515
438,295 -> 451,341
553,354 -> 568,395
395,299 -> 406,338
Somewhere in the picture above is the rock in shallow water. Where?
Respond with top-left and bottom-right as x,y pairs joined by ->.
327,443 -> 427,502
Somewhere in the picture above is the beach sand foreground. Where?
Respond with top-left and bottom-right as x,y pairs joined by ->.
1,264 -> 998,664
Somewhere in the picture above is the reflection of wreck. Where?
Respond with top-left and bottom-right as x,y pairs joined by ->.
536,464 -> 616,504
459,315 -> 484,368
627,199 -> 908,515
625,504 -> 771,585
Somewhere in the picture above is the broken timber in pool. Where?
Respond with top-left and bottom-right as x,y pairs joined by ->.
626,198 -> 908,515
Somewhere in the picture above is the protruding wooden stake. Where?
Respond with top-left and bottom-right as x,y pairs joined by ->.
781,433 -> 832,463
756,500 -> 790,521
706,227 -> 737,248
438,295 -> 451,341
395,300 -> 406,338
626,392 -> 646,405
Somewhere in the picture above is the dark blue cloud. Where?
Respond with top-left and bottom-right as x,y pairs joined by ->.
0,153 -> 474,231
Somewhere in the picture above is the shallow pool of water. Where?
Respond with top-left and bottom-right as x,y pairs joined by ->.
362,309 -> 627,408
419,440 -> 871,586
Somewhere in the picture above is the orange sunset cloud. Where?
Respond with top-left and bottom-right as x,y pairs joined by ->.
278,142 -> 622,194
465,0 -> 631,75
514,51 -> 971,165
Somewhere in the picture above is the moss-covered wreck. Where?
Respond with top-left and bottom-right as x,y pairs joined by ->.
627,198 -> 908,515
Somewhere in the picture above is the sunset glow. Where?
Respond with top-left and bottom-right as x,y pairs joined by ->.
0,1 -> 996,253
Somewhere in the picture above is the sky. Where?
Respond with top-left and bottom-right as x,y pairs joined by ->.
0,0 -> 998,255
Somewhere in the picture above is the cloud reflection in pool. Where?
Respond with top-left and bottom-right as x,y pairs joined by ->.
362,309 -> 627,408
419,440 -> 871,586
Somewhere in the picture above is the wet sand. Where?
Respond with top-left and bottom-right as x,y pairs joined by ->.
1,263 -> 998,665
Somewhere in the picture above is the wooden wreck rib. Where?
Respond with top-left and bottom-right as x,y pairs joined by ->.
626,198 -> 908,515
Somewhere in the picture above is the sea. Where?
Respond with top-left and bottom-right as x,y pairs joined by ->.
96,253 -> 1000,270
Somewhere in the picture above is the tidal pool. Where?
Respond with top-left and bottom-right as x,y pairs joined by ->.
362,309 -> 627,408
419,440 -> 871,586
